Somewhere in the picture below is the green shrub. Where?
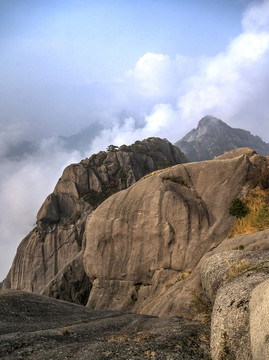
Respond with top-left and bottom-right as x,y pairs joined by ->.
106,145 -> 118,152
229,198 -> 250,218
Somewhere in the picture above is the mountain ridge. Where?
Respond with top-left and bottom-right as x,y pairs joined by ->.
175,115 -> 269,161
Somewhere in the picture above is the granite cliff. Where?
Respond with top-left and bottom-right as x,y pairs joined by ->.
83,148 -> 269,319
3,137 -> 187,304
2,138 -> 269,359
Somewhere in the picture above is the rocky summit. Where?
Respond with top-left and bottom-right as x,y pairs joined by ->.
82,148 -> 268,319
3,137 -> 187,303
175,115 -> 269,162
2,136 -> 269,359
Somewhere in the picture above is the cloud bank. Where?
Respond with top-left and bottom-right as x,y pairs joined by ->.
0,136 -> 82,280
84,0 -> 269,154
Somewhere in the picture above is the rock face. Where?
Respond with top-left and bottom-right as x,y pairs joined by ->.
4,138 -> 187,304
250,278 -> 269,360
41,252 -> 91,305
201,248 -> 269,360
175,115 -> 269,161
2,140 -> 269,359
83,149 -> 258,318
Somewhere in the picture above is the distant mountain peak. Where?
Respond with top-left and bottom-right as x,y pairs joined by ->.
175,116 -> 269,161
198,115 -> 224,128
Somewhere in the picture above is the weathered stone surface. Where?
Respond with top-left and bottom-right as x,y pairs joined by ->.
198,232 -> 269,359
249,278 -> 269,360
200,245 -> 269,360
206,228 -> 269,254
201,248 -> 269,303
215,147 -> 257,160
41,252 -> 91,305
210,269 -> 269,360
4,218 -> 86,293
84,152 -> 252,317
37,193 -> 60,224
0,290 -> 210,360
4,138 -> 187,306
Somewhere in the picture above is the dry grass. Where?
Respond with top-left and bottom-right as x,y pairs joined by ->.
190,290 -> 212,317
181,271 -> 191,280
165,271 -> 191,289
229,187 -> 269,237
226,259 -> 251,282
61,328 -> 70,336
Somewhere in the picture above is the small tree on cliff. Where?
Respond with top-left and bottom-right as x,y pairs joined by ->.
229,198 -> 250,219
107,145 -> 118,152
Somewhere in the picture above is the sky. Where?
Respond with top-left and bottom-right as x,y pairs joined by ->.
1,0 -> 269,280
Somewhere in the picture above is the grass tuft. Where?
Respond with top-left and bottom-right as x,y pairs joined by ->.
226,259 -> 251,282
229,187 -> 269,237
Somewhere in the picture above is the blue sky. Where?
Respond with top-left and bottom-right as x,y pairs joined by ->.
1,0 -> 269,280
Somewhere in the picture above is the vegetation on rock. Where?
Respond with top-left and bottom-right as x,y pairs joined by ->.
229,198 -> 250,219
230,187 -> 269,237
80,182 -> 118,209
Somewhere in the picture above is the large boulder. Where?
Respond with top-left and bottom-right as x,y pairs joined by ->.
250,278 -> 269,360
199,231 -> 269,360
201,247 -> 269,303
4,138 -> 187,305
210,269 -> 269,360
83,151 -> 253,317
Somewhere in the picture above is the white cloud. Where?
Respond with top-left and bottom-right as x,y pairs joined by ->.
127,52 -> 194,102
178,31 -> 269,121
177,2 -> 269,130
120,0 -> 269,140
242,0 -> 269,31
0,136 -> 82,280
0,122 -> 30,157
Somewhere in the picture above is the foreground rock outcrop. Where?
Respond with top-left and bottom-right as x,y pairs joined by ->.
2,141 -> 269,359
4,138 -> 187,302
199,229 -> 269,360
0,290 -> 210,360
83,149 -> 258,318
